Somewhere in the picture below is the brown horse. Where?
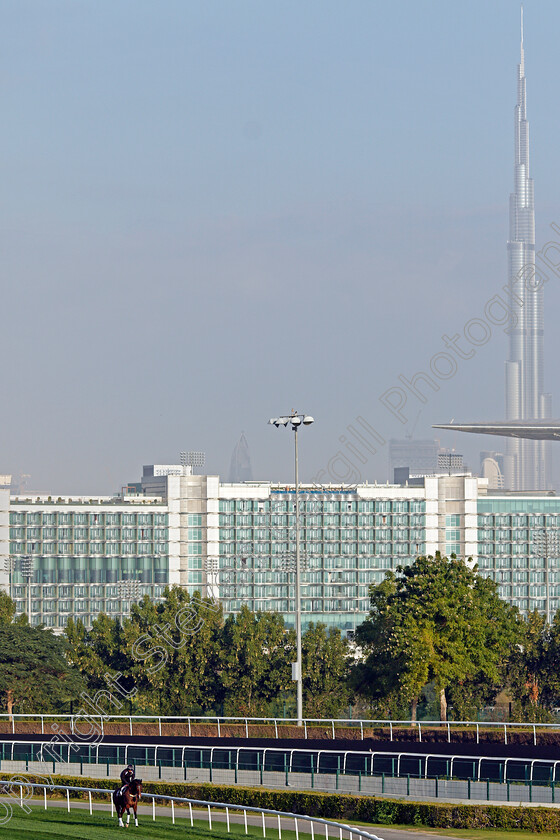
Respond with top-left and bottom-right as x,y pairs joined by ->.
113,778 -> 142,828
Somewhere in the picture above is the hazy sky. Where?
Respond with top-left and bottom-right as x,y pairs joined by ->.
4,0 -> 560,494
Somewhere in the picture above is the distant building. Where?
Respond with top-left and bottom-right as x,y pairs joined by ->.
2,467 -> 560,628
389,439 -> 439,481
229,433 -> 253,483
480,451 -> 505,490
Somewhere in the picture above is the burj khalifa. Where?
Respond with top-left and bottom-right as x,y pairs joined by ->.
505,9 -> 550,490
435,10 -> 552,491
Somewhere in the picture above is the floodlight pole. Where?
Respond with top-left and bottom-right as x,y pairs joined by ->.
533,519 -> 560,624
294,421 -> 303,726
20,556 -> 32,623
269,411 -> 314,726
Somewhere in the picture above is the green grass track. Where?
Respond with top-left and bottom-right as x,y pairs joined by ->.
0,805 -> 317,840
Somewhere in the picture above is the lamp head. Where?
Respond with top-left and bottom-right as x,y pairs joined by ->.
303,416 -> 314,425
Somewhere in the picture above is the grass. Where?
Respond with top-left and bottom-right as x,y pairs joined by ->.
6,807 -> 560,840
0,805 -> 316,840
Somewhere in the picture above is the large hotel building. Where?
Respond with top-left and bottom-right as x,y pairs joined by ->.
0,464 -> 559,631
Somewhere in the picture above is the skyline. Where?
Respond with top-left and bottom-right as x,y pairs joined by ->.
4,1 -> 560,494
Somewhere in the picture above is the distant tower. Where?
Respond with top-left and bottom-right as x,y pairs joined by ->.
505,8 -> 551,489
229,433 -> 253,482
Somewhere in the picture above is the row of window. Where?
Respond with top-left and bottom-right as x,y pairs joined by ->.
13,584 -> 157,598
219,500 -> 425,514
220,542 -> 422,556
478,556 -> 555,569
10,512 -> 167,526
219,514 -> 425,527
478,543 -> 560,556
219,527 -> 424,541
218,571 -> 384,584
480,570 -> 555,584
13,571 -> 168,585
479,501 -> 560,514
218,556 -> 400,570
10,528 -> 168,540
219,597 -> 370,613
11,543 -> 168,555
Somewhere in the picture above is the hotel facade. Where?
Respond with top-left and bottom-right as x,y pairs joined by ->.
0,465 -> 559,630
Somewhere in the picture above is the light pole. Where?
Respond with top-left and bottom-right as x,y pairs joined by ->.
19,556 -> 32,622
4,557 -> 15,601
268,411 -> 314,725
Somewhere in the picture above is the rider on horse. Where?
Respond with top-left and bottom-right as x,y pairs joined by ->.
118,764 -> 135,798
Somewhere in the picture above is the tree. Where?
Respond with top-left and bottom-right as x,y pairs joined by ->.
302,623 -> 350,717
221,606 -> 294,716
507,610 -> 559,720
124,587 -> 224,714
0,592 -> 16,626
353,553 -> 519,721
0,624 -> 83,716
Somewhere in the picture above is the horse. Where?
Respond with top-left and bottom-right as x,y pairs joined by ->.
113,778 -> 143,828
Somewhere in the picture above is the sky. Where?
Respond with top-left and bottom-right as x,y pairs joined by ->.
3,0 -> 560,494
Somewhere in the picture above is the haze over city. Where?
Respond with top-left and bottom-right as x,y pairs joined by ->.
4,0 -> 560,494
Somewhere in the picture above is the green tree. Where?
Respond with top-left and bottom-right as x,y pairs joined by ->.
124,587 -> 224,714
66,613 -> 128,688
0,624 -> 83,716
0,591 -> 16,625
353,553 -> 519,721
221,606 -> 294,715
302,623 -> 350,717
507,610 -> 556,720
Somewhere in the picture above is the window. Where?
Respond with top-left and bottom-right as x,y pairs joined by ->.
188,544 -> 203,555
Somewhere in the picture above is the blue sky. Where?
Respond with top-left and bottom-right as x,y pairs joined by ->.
3,0 -> 560,492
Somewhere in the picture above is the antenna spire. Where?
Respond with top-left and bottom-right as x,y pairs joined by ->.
521,4 -> 524,48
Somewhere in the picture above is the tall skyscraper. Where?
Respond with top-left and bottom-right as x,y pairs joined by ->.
435,11 -> 553,489
228,432 -> 253,483
505,10 -> 551,489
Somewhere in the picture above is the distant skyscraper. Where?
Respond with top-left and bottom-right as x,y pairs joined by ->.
229,433 -> 253,483
435,13 -> 554,489
389,439 -> 439,480
505,10 -> 551,489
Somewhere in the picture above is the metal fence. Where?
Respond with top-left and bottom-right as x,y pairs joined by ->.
0,714 -> 557,744
3,741 -> 560,806
0,779 -> 386,837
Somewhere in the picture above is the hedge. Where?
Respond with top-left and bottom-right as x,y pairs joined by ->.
7,774 -> 560,832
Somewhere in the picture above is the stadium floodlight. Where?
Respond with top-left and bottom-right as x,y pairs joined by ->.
180,451 -> 206,472
267,409 -> 314,726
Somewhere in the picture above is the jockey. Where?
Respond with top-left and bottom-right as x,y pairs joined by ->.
118,764 -> 135,796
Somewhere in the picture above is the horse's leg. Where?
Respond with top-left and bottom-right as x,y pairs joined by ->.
134,801 -> 138,827
118,806 -> 124,828
126,806 -> 131,826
